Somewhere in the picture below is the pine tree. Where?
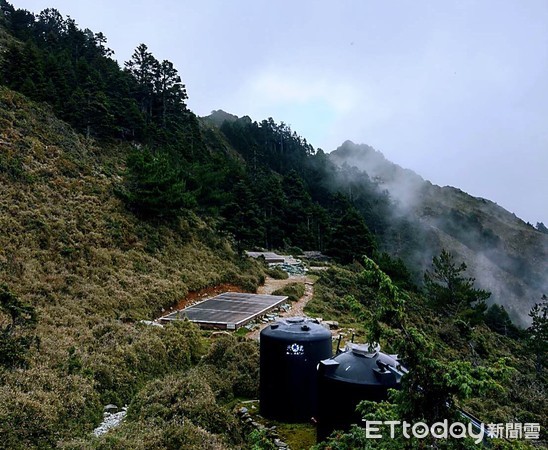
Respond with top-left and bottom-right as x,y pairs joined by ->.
528,297 -> 547,375
424,250 -> 490,321
124,148 -> 196,218
154,59 -> 187,128
326,203 -> 376,264
125,43 -> 159,120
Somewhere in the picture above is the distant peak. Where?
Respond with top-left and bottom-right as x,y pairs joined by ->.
341,139 -> 357,147
333,140 -> 384,160
204,110 -> 239,127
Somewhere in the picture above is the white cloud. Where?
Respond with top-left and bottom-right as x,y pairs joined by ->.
247,70 -> 359,114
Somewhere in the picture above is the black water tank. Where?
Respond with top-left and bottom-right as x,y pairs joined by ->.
317,342 -> 406,441
260,317 -> 332,422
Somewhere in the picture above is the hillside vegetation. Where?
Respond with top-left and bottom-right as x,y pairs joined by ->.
330,141 -> 548,326
0,2 -> 546,449
0,86 -> 267,448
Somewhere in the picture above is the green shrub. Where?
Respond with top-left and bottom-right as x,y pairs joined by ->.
285,246 -> 303,256
0,283 -> 38,369
202,335 -> 260,399
248,428 -> 277,450
0,151 -> 29,181
265,266 -> 289,280
84,320 -> 205,404
0,368 -> 101,449
272,282 -> 305,302
129,371 -> 244,444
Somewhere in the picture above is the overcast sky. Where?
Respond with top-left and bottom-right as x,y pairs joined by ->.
19,0 -> 548,224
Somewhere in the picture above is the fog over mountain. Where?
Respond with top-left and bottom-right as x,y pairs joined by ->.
330,141 -> 548,326
19,0 -> 548,226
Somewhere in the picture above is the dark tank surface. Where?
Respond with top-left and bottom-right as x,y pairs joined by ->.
260,317 -> 332,422
317,342 -> 407,441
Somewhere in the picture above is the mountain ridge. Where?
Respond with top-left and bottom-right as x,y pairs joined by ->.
0,4 -> 546,447
329,140 -> 548,326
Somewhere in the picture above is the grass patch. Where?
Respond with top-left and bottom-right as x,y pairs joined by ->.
275,422 -> 316,450
272,282 -> 305,302
265,266 -> 289,280
234,327 -> 250,337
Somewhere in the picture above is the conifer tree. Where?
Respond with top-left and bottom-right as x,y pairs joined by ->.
424,250 -> 490,320
125,43 -> 159,120
528,297 -> 547,375
124,148 -> 196,218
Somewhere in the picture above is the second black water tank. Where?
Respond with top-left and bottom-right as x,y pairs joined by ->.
260,317 -> 332,422
317,342 -> 406,441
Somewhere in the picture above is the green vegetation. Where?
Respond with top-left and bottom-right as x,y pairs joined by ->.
0,86 -> 265,448
424,249 -> 490,324
275,423 -> 316,450
265,266 -> 289,280
307,254 -> 545,448
122,147 -> 196,218
61,334 -> 260,449
485,303 -> 521,338
272,282 -> 306,302
528,297 -> 547,375
0,283 -> 37,368
0,2 -> 545,448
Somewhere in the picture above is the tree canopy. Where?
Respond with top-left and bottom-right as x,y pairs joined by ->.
424,250 -> 490,322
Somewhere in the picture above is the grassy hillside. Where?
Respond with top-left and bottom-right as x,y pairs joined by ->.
0,87 -> 264,448
0,3 -> 545,448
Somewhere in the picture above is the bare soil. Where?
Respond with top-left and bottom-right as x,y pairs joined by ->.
156,283 -> 245,319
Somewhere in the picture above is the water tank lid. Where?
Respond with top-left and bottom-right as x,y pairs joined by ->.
347,342 -> 380,358
286,317 -> 305,323
320,345 -> 403,386
320,359 -> 340,367
260,317 -> 331,340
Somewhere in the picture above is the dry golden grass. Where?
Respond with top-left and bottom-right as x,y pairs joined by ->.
0,88 -> 264,447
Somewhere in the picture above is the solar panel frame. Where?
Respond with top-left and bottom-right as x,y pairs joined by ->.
159,292 -> 289,329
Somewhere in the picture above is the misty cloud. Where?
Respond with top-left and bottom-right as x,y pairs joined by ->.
329,141 -> 548,326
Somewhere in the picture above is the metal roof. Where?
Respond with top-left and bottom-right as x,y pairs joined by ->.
245,251 -> 286,263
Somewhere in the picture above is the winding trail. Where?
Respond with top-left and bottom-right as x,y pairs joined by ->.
247,274 -> 315,340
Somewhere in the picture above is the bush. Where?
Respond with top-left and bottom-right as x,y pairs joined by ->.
285,246 -> 303,256
265,266 -> 289,280
0,368 -> 101,449
202,335 -> 260,399
272,282 -> 305,302
0,283 -> 38,369
85,320 -> 204,404
129,371 -> 244,444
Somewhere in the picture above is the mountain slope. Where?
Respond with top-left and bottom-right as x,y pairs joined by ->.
0,87 -> 264,448
0,4 -> 545,448
330,140 -> 548,326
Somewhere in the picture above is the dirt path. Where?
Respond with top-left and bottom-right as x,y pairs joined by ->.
247,274 -> 315,340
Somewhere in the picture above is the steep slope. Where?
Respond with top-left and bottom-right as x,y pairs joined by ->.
330,140 -> 548,326
0,87 -> 263,447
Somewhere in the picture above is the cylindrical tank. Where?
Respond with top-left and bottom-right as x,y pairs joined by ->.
317,342 -> 406,441
260,317 -> 332,422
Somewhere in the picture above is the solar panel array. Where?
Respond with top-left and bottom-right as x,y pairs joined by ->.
160,292 -> 289,329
